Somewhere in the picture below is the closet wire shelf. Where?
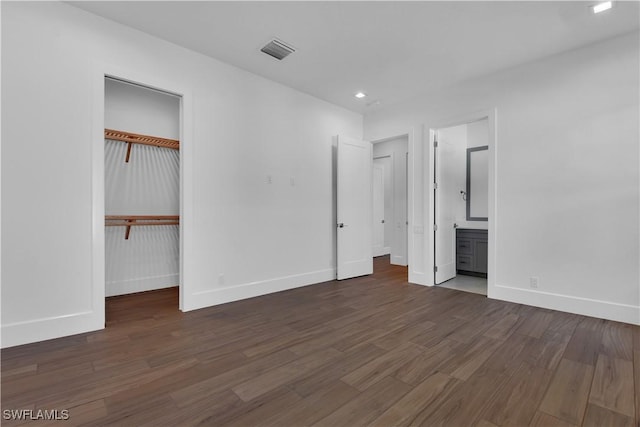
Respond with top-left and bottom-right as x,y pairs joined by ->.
105,215 -> 180,240
105,128 -> 180,163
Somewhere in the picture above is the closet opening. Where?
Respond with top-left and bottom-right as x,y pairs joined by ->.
371,134 -> 409,277
104,77 -> 182,324
432,118 -> 489,295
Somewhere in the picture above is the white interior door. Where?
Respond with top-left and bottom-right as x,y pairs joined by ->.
434,131 -> 458,284
337,135 -> 373,280
372,162 -> 385,257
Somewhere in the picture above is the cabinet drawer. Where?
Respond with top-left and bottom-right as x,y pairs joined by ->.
457,238 -> 473,255
457,255 -> 473,270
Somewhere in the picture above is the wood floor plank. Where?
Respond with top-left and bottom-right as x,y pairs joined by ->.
515,311 -> 554,339
529,411 -> 577,427
371,372 -> 458,427
437,336 -> 503,381
223,387 -> 304,427
231,347 -> 343,401
340,342 -> 424,391
582,404 -> 635,427
169,349 -> 299,408
481,362 -> 553,426
481,332 -> 533,377
288,343 -> 386,398
418,364 -> 510,426
64,399 -> 108,425
1,364 -> 37,379
262,381 -> 359,427
600,322 -> 634,361
541,312 -> 581,344
153,389 -> 242,426
392,339 -> 461,385
562,318 -> 606,366
521,334 -> 568,371
539,358 -> 595,425
588,354 -> 635,417
311,376 -> 411,427
483,313 -> 520,340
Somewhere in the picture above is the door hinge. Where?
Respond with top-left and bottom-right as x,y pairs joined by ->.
433,224 -> 438,231
434,266 -> 438,273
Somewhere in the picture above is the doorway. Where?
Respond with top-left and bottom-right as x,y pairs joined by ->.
104,77 -> 182,322
373,155 -> 391,257
433,119 -> 489,295
371,135 -> 409,275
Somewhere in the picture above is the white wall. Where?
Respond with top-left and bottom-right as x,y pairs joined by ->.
105,79 -> 180,296
373,136 -> 408,266
365,33 -> 640,325
105,78 -> 180,140
437,120 -> 489,230
437,124 -> 469,230
1,2 -> 362,347
467,119 -> 488,149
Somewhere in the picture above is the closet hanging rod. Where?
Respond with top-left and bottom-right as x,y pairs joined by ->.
106,215 -> 180,221
105,129 -> 179,163
105,215 -> 179,240
104,129 -> 180,150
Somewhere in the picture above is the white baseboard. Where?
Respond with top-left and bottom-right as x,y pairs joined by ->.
391,255 -> 407,266
490,284 -> 640,325
183,269 -> 336,312
409,270 -> 431,287
106,274 -> 179,297
373,247 -> 390,257
1,311 -> 103,349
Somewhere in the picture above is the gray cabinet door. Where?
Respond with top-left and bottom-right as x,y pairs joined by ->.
474,240 -> 488,274
456,229 -> 488,276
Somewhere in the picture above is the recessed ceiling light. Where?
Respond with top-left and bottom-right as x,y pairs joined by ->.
592,1 -> 612,14
355,92 -> 367,99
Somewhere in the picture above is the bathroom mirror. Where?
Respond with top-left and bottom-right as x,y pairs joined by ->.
466,146 -> 488,221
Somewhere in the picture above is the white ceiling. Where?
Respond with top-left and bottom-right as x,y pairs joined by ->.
69,1 -> 640,114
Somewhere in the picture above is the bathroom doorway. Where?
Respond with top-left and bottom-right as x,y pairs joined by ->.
433,119 -> 489,295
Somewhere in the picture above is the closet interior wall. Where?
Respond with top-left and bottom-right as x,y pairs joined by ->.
104,78 -> 180,297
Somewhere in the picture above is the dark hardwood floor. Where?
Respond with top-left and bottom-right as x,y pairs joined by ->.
2,256 -> 639,426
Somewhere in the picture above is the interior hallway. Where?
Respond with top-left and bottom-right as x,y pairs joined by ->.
2,256 -> 638,426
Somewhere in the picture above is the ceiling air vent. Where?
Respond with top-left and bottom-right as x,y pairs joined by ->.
261,39 -> 295,61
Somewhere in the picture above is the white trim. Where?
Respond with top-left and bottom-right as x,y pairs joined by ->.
2,311 -> 96,348
407,127 -> 423,284
391,255 -> 405,265
106,274 -> 179,297
91,61 -> 194,323
184,269 -> 336,311
493,284 -> 640,325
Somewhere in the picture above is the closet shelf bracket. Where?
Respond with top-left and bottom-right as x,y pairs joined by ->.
105,215 -> 180,240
